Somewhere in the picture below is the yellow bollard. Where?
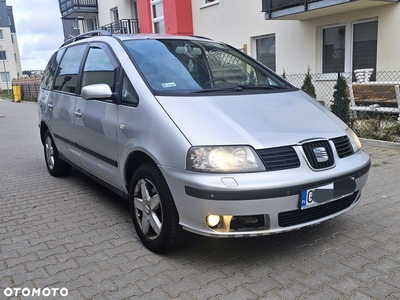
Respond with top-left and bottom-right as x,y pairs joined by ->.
12,85 -> 21,102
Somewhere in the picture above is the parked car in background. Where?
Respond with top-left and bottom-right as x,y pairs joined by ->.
37,31 -> 371,253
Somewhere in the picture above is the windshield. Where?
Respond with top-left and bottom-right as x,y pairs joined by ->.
124,39 -> 290,95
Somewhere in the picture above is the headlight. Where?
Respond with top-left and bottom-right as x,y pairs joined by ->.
346,127 -> 362,153
187,146 -> 266,173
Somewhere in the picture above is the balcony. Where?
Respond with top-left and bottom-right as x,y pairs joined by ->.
101,19 -> 140,34
59,0 -> 98,19
262,0 -> 399,20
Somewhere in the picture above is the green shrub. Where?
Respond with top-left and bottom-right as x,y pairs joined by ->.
331,74 -> 350,125
301,66 -> 316,98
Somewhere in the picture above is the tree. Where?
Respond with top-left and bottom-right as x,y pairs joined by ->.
301,66 -> 316,98
22,70 -> 32,77
282,68 -> 287,79
331,73 -> 350,125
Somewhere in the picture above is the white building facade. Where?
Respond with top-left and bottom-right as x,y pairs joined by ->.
192,0 -> 400,77
0,0 -> 22,91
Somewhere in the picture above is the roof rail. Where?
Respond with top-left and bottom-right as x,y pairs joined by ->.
190,35 -> 212,40
61,30 -> 112,48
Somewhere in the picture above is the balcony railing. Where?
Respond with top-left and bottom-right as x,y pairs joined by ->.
59,0 -> 98,18
262,0 -> 399,20
101,19 -> 140,34
262,0 -> 314,12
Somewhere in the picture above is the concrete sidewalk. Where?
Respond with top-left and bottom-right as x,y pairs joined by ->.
0,98 -> 399,299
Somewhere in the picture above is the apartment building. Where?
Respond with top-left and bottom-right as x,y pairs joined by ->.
193,0 -> 400,77
58,0 -> 400,77
0,0 -> 22,91
58,0 -> 192,38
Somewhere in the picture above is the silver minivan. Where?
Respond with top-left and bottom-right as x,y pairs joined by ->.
38,31 -> 370,253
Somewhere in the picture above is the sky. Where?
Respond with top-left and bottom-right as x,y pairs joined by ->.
7,0 -> 64,71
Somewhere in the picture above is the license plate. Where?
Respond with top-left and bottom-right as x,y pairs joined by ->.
300,177 -> 355,209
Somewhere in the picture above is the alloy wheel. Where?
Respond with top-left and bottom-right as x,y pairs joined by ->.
133,178 -> 163,240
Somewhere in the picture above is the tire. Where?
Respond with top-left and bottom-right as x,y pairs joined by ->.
43,130 -> 71,177
129,163 -> 187,253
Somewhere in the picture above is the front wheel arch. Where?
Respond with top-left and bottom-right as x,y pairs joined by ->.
124,151 -> 155,191
129,163 -> 187,253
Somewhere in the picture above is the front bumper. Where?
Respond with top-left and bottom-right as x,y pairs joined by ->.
162,150 -> 371,238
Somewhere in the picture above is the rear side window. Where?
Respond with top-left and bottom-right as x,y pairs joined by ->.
41,48 -> 65,91
54,44 -> 86,93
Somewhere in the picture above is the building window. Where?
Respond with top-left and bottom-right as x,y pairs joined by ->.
111,8 -> 119,24
14,53 -> 17,63
1,72 -> 10,83
322,26 -> 345,73
0,30 -> 3,40
321,20 -> 377,79
151,0 -> 164,33
352,21 -> 378,81
88,17 -> 98,31
256,36 -> 276,71
0,51 -> 6,60
131,0 -> 139,19
72,19 -> 79,30
11,35 -> 14,43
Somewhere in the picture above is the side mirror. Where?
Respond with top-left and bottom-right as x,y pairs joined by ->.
81,83 -> 113,100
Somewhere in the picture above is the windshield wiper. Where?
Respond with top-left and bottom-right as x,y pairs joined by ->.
189,87 -> 238,93
236,84 -> 288,90
189,84 -> 289,94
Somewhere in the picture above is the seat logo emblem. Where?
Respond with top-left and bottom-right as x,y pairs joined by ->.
313,147 -> 329,163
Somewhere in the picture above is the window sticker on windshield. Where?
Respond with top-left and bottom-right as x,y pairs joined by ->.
162,82 -> 177,88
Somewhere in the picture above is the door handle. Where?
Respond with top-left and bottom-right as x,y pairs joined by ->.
74,110 -> 82,118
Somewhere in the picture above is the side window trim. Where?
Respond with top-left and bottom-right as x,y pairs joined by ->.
79,42 -> 120,100
53,43 -> 88,95
119,70 -> 139,107
41,47 -> 66,91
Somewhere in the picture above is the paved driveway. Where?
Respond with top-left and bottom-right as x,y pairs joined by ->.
0,99 -> 399,299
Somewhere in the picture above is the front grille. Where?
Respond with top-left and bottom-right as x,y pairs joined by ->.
302,140 -> 334,169
278,192 -> 359,227
257,146 -> 300,171
332,136 -> 354,158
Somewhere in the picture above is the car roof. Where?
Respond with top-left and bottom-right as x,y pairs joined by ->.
61,30 -> 213,48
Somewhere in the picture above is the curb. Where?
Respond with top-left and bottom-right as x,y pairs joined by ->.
360,138 -> 400,150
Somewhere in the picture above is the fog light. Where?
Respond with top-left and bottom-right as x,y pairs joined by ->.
206,215 -> 220,227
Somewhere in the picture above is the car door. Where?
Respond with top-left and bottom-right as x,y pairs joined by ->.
74,43 -> 122,189
48,44 -> 87,166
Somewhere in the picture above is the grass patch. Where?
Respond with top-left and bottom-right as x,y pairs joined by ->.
0,89 -> 14,100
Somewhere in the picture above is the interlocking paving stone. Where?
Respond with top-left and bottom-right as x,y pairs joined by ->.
1,98 -> 400,299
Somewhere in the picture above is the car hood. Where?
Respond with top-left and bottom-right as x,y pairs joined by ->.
156,91 -> 347,149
